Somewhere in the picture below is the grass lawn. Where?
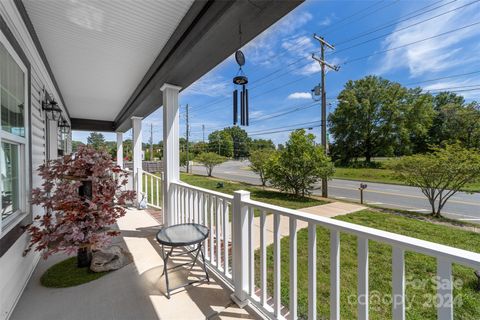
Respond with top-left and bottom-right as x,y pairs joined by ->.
333,167 -> 480,193
41,257 -> 109,288
180,173 -> 327,210
257,210 -> 480,319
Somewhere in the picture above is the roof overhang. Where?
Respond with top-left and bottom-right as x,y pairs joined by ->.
113,0 -> 304,132
21,0 -> 304,132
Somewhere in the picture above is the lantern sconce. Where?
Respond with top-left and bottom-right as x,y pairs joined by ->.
58,118 -> 71,134
42,89 -> 62,121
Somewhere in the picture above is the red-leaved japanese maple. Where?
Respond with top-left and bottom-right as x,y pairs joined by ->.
25,145 -> 136,264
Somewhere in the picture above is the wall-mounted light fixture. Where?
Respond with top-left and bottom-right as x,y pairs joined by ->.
43,99 -> 62,121
58,118 -> 71,134
42,89 -> 62,121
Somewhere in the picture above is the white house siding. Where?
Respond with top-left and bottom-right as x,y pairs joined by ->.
0,1 -> 70,319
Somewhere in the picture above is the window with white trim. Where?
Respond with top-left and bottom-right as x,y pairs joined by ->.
0,32 -> 28,230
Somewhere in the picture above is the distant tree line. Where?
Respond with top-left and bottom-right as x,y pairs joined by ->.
328,75 -> 480,165
74,126 -> 275,164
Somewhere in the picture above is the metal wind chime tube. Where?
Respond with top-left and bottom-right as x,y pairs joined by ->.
233,89 -> 238,125
233,49 -> 249,126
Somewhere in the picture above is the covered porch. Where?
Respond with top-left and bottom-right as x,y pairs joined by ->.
8,0 -> 480,319
11,207 -> 258,320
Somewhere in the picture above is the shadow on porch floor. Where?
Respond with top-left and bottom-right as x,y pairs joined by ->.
11,208 -> 259,320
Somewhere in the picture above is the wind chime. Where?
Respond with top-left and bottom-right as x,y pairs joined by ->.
233,27 -> 249,126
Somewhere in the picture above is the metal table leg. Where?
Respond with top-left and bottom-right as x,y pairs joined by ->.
160,242 -> 210,299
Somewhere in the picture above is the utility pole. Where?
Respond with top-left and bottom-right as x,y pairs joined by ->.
312,33 -> 339,198
202,124 -> 205,143
185,104 -> 190,173
149,123 -> 153,161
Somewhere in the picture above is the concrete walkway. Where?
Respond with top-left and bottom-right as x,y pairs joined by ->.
11,208 -> 259,320
252,202 -> 366,249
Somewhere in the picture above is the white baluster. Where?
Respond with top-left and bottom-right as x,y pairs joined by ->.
289,217 -> 297,320
150,175 -> 153,205
231,191 -> 250,307
156,177 -> 159,207
274,214 -> 281,317
223,199 -> 229,276
209,195 -> 214,264
308,223 -> 317,320
392,247 -> 405,320
260,210 -> 267,306
330,230 -> 340,320
437,258 -> 453,320
216,197 -> 221,267
248,207 -> 254,296
358,237 -> 369,320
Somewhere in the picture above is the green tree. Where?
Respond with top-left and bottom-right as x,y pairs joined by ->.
266,130 -> 334,197
195,152 -> 226,177
428,93 -> 480,149
87,132 -> 106,151
389,144 -> 480,217
223,126 -> 251,159
191,141 -> 208,156
428,92 -> 465,147
249,149 -> 276,186
208,130 -> 233,157
328,75 -> 433,164
71,141 -> 84,152
249,138 -> 275,152
123,139 -> 133,160
180,151 -> 188,168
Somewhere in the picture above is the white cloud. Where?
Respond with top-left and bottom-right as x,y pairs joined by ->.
243,10 -> 313,66
319,16 -> 332,27
183,73 -> 230,98
376,2 -> 480,77
251,110 -> 264,118
288,92 -> 311,99
421,78 -> 480,100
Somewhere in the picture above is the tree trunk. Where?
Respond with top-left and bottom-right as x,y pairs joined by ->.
77,247 -> 92,268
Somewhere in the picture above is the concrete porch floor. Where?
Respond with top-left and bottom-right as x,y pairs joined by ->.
11,208 -> 259,320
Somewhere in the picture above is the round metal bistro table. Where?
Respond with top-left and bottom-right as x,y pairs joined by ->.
156,223 -> 210,298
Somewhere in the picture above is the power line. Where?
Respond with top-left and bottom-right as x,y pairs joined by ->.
194,73 -> 318,116
334,0 -> 455,46
190,56 -> 311,114
341,20 -> 480,66
404,70 -> 480,86
252,102 -> 320,121
247,120 -> 321,135
323,0 -> 402,36
250,125 -> 322,137
320,0 -> 387,34
190,2 -> 401,113
332,0 -> 479,56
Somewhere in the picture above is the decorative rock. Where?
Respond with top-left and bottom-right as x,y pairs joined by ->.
90,245 -> 129,272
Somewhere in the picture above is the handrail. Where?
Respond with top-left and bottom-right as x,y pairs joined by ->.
243,197 -> 480,269
173,181 -> 234,200
142,170 -> 161,179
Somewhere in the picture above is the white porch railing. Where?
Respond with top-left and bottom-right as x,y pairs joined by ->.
141,170 -> 162,209
171,181 -> 234,283
167,181 -> 480,320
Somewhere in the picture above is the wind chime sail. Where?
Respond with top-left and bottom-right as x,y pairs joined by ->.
233,50 -> 249,126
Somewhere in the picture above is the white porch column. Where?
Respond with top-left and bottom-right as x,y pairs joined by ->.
47,119 -> 58,160
116,132 -> 123,168
132,117 -> 143,206
161,83 -> 181,226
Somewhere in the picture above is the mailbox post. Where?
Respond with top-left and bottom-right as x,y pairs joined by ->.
359,183 -> 368,204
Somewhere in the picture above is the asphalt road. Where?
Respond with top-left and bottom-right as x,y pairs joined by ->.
188,160 -> 480,222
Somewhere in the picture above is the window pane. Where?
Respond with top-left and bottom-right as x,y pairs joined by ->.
0,42 -> 25,137
1,142 -> 19,220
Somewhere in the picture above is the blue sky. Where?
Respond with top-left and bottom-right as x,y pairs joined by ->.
73,0 -> 480,145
